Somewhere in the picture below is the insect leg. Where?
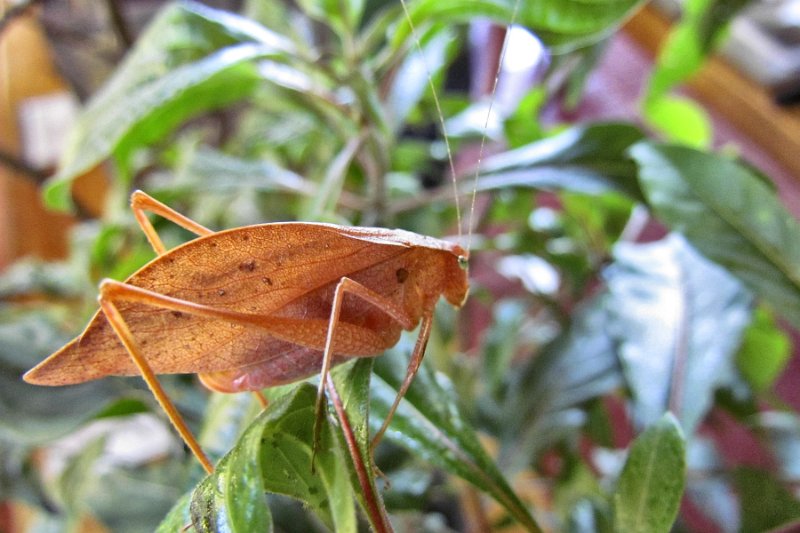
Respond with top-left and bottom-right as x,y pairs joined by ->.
314,277 -> 416,452
98,289 -> 214,474
371,308 -> 433,451
130,190 -> 214,255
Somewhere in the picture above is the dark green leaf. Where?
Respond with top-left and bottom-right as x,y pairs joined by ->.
157,492 -> 192,533
735,467 -> 800,533
503,295 -> 623,461
372,343 -> 543,532
332,358 -> 390,532
476,123 -> 646,202
606,234 -> 752,434
631,142 -> 800,329
613,413 -> 686,533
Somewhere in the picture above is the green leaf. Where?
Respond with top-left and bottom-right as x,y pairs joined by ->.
502,294 -> 623,462
393,0 -> 646,53
503,88 -> 547,148
372,343 -> 543,532
332,359 -> 389,533
613,413 -> 686,533
736,307 -> 791,393
606,234 -> 752,434
476,123 -> 646,202
189,384 -> 355,532
157,492 -> 192,533
643,96 -> 711,148
296,0 -> 364,35
42,0 -> 295,211
735,467 -> 800,533
631,142 -> 800,330
46,43 -> 271,210
385,28 -> 454,131
642,0 -> 749,144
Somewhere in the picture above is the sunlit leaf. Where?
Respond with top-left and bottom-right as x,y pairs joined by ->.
606,234 -> 752,434
631,142 -> 800,329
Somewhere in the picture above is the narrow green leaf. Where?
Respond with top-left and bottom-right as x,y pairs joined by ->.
393,0 -> 645,53
45,43 -> 271,210
631,142 -> 800,329
332,358 -> 389,533
372,345 -> 543,532
42,0 -> 295,211
191,404 -> 273,533
613,413 -> 686,533
642,0 -> 749,144
606,234 -> 752,434
385,29 -> 453,131
477,123 -> 646,202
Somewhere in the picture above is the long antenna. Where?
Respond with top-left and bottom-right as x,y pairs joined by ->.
398,0 -> 523,254
466,2 -> 523,254
397,0 -> 462,244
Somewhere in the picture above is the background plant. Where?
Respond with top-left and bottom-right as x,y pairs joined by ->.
2,0 -> 799,531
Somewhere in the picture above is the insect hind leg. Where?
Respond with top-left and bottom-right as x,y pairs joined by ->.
98,283 -> 214,474
130,190 -> 214,255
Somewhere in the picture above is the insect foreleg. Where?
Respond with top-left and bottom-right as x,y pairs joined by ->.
131,190 -> 214,255
371,309 -> 433,451
98,287 -> 214,474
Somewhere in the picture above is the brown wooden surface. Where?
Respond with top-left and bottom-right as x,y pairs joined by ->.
0,3 -> 108,270
0,5 -> 72,268
624,5 -> 800,184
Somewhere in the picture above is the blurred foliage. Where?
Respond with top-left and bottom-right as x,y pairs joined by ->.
3,0 -> 799,532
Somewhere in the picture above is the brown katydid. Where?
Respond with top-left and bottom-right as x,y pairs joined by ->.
24,0 -> 521,510
24,190 -> 469,474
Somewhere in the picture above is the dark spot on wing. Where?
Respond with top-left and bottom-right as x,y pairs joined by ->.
171,311 -> 183,319
396,268 -> 409,283
262,277 -> 273,286
239,260 -> 257,272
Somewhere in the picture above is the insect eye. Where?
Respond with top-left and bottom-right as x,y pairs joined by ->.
458,256 -> 468,269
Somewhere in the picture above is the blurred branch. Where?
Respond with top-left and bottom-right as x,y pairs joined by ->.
105,0 -> 133,49
0,0 -> 43,36
0,149 -> 48,185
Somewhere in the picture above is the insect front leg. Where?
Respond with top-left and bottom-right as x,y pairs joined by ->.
370,308 -> 433,452
130,190 -> 214,255
98,283 -> 215,474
